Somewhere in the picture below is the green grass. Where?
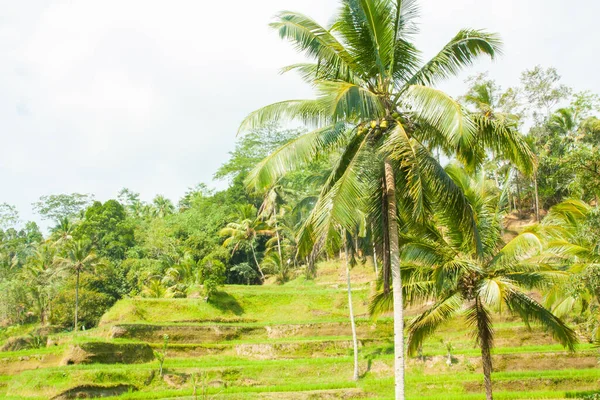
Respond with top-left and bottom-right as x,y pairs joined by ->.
2,264 -> 600,399
100,285 -> 372,326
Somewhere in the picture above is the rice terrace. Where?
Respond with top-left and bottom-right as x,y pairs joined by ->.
0,0 -> 599,399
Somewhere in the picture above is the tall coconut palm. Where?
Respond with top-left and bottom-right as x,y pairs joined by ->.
238,1 -> 534,397
152,195 -> 175,218
54,240 -> 102,332
50,217 -> 75,246
220,205 -> 273,281
396,165 -> 577,400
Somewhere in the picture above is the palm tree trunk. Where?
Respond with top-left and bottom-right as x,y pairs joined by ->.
250,244 -> 265,281
481,340 -> 494,400
74,270 -> 79,333
515,174 -> 522,216
273,205 -> 284,266
372,225 -> 379,277
384,159 -> 405,400
533,172 -> 540,221
381,179 -> 391,294
344,234 -> 360,381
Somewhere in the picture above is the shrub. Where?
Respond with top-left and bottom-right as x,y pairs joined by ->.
50,289 -> 112,329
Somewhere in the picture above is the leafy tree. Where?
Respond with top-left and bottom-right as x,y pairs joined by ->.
215,123 -> 303,183
230,262 -> 258,285
0,203 -> 19,230
520,66 -> 571,121
199,255 -> 226,301
397,166 -> 577,400
54,240 -> 103,332
32,193 -> 93,223
50,288 -> 111,329
117,188 -> 145,218
75,200 -> 134,261
238,2 -> 533,397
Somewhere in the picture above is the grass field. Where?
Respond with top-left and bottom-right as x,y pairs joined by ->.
0,260 -> 598,399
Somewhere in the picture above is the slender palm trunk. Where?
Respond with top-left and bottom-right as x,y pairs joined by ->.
515,175 -> 522,216
372,235 -> 379,277
74,270 -> 79,333
384,159 -> 405,400
250,245 -> 265,281
481,340 -> 494,400
381,179 -> 391,294
475,297 -> 494,400
274,205 -> 284,266
533,172 -> 540,221
344,235 -> 360,381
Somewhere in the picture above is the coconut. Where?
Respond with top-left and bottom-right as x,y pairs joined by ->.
370,120 -> 377,129
380,120 -> 389,129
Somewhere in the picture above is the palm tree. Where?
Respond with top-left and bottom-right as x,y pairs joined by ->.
50,217 -> 75,246
23,243 -> 57,323
220,205 -> 273,281
54,240 -> 102,332
238,2 -> 534,397
539,200 -> 600,341
152,195 -> 175,218
395,165 -> 577,400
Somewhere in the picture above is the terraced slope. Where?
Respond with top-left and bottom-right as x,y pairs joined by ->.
0,262 -> 598,399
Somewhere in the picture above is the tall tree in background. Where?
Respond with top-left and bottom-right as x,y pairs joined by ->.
152,195 -> 175,218
239,1 -> 533,397
23,244 -> 57,324
32,193 -> 93,223
54,240 -> 102,332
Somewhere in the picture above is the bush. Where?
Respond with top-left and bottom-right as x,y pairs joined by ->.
50,289 -> 112,329
199,256 -> 226,301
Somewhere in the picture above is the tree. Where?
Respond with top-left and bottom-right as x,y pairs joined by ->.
32,193 -> 93,223
520,66 -> 571,121
152,195 -> 175,218
397,166 -> 577,400
238,2 -> 533,397
54,240 -> 103,332
23,244 -> 58,323
220,205 -> 272,281
0,203 -> 19,230
50,217 -> 75,246
75,200 -> 135,261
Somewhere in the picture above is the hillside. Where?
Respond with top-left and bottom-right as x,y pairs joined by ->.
0,261 -> 598,400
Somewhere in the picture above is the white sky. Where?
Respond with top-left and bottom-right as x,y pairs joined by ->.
1,0 -> 599,226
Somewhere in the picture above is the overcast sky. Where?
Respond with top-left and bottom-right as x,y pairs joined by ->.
1,0 -> 599,227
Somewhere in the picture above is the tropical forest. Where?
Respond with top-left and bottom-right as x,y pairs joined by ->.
1,1 -> 599,399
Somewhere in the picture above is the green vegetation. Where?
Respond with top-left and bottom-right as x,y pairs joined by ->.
1,1 -> 600,399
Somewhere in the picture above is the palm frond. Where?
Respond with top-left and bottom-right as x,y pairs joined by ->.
404,85 -> 477,151
245,123 -> 348,190
407,292 -> 463,356
505,289 -> 578,351
271,11 -> 362,81
408,29 -> 502,87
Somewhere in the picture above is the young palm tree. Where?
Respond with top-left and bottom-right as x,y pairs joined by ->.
54,240 -> 102,332
220,204 -> 273,281
396,166 -> 577,400
238,1 -> 534,397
